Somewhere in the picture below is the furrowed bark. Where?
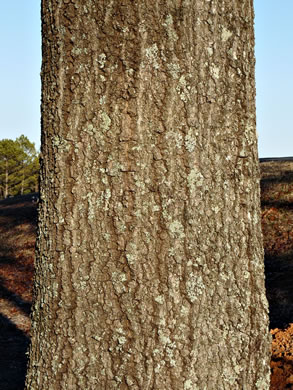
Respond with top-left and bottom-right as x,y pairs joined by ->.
25,1 -> 271,389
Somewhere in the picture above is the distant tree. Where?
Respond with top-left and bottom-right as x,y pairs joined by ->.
0,136 -> 39,198
15,135 -> 39,195
0,139 -> 23,198
27,154 -> 40,193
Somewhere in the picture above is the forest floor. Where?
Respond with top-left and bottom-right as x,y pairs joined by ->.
0,160 -> 292,389
0,194 -> 36,390
261,159 -> 293,389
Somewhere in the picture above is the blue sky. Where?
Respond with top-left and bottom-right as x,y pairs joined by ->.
0,3 -> 41,150
0,2 -> 291,157
255,0 -> 293,157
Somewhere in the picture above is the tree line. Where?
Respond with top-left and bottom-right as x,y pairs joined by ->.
0,135 -> 39,199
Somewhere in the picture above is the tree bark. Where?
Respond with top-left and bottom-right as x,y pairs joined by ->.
25,1 -> 271,389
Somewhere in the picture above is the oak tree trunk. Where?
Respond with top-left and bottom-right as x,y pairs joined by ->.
25,1 -> 271,389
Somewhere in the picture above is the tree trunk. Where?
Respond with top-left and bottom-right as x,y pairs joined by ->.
25,1 -> 271,389
21,169 -> 24,195
5,160 -> 9,198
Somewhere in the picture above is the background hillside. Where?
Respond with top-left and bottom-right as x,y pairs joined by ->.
260,159 -> 293,389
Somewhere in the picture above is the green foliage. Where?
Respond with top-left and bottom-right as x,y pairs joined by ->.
0,135 -> 39,199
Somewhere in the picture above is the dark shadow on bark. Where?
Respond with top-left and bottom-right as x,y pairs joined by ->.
265,251 -> 293,329
0,313 -> 30,390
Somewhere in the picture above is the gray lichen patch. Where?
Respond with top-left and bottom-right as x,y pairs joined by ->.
184,379 -> 195,390
221,27 -> 233,42
111,272 -> 127,295
144,44 -> 160,70
207,47 -> 214,56
185,273 -> 205,303
176,75 -> 191,102
154,295 -> 164,305
165,129 -> 184,149
167,63 -> 181,80
125,242 -> 138,266
51,135 -> 69,150
99,111 -> 112,132
97,53 -> 107,69
162,14 -> 178,43
184,131 -> 197,153
71,47 -> 83,56
187,168 -> 204,192
168,220 -> 185,239
210,63 -> 220,80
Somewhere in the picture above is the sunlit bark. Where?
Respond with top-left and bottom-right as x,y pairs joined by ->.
25,1 -> 271,389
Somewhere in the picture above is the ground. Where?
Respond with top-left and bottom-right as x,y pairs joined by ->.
0,194 -> 36,389
261,160 -> 293,389
0,160 -> 292,389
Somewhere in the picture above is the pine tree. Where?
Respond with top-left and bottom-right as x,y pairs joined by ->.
0,136 -> 39,198
0,139 -> 23,198
15,135 -> 39,195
